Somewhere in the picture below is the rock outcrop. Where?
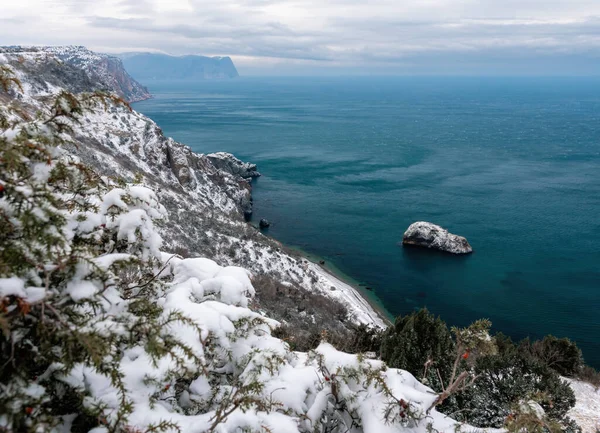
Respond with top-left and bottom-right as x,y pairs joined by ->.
259,219 -> 270,228
206,152 -> 261,179
402,222 -> 472,254
0,45 -> 151,102
0,47 -> 388,332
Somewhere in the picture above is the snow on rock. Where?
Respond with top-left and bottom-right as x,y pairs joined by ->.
207,151 -> 262,179
402,221 -> 473,254
0,48 -> 389,333
0,45 -> 151,102
564,377 -> 600,433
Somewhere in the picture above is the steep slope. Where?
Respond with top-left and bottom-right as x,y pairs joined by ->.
120,52 -> 239,80
0,45 -> 151,102
0,93 -> 487,432
2,46 -> 597,433
0,50 -> 385,334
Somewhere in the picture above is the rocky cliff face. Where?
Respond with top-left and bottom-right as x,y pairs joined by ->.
206,152 -> 261,179
0,49 -> 386,330
0,45 -> 151,102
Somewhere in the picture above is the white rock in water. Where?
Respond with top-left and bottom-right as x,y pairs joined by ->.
402,221 -> 473,254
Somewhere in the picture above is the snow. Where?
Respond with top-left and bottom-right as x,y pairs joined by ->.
93,253 -> 133,270
66,280 -> 99,302
0,277 -> 26,298
564,377 -> 600,433
4,48 -> 585,433
308,262 -> 388,328
42,248 -> 487,433
173,257 -> 222,283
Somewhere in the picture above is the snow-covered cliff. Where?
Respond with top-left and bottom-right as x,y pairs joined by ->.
1,48 -> 475,433
0,45 -> 151,102
0,49 -> 386,330
1,46 -> 597,433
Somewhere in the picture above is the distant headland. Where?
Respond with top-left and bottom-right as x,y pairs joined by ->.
117,52 -> 239,81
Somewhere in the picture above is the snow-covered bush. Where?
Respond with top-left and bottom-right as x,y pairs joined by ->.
455,336 -> 578,430
380,309 -> 455,392
1,65 -> 483,433
379,309 -> 580,431
0,74 -> 185,431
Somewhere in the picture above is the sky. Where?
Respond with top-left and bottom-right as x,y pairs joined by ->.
2,0 -> 600,75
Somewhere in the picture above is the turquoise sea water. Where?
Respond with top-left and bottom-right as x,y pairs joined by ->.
134,77 -> 600,368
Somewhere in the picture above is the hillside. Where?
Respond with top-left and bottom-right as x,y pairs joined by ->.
0,48 -> 478,433
0,45 -> 151,102
1,47 -> 597,433
0,48 -> 384,337
120,52 -> 239,81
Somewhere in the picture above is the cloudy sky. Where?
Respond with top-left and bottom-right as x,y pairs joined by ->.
2,0 -> 600,75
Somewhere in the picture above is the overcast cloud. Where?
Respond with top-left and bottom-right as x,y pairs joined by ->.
1,0 -> 600,74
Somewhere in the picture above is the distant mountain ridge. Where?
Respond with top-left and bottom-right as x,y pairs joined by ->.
0,45 -> 151,103
118,52 -> 239,81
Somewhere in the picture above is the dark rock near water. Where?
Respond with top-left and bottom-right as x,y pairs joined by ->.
259,219 -> 270,228
402,221 -> 472,254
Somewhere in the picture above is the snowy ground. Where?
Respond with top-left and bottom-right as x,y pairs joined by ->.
3,51 -> 599,432
564,378 -> 600,433
307,262 -> 388,329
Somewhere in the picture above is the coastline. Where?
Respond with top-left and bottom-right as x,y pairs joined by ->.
284,245 -> 393,328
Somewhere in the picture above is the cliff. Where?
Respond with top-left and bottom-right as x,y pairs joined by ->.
120,52 -> 239,81
0,45 -> 151,102
1,47 -> 595,433
0,48 -> 384,331
0,46 -> 478,433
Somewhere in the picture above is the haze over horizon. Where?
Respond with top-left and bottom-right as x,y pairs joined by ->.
2,0 -> 600,76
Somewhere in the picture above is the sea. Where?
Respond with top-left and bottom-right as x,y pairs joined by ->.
133,76 -> 600,368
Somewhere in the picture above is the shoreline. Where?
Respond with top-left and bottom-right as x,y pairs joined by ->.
284,244 -> 393,328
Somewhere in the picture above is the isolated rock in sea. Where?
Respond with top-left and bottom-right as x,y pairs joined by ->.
402,221 -> 472,254
206,152 -> 261,179
259,218 -> 270,228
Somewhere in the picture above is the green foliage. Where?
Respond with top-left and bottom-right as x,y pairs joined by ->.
449,338 -> 576,428
505,412 -> 564,433
341,324 -> 383,355
577,364 -> 600,388
379,310 -> 579,431
380,309 -> 455,391
0,75 -> 192,432
520,335 -> 584,377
